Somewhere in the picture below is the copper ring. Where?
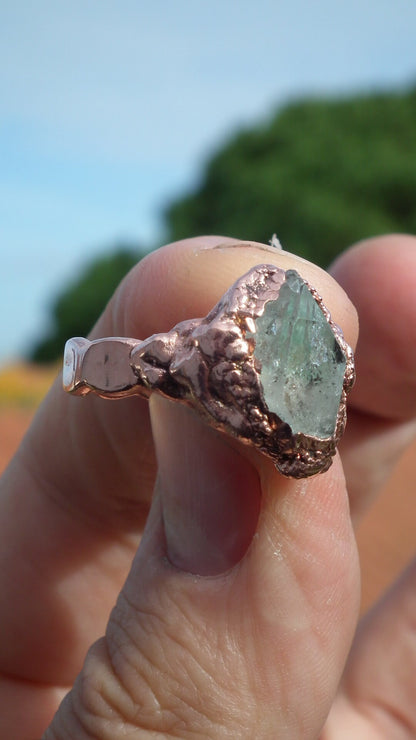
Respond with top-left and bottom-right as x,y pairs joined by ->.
63,264 -> 355,478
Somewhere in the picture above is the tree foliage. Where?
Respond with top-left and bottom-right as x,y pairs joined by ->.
165,87 -> 416,267
30,247 -> 142,363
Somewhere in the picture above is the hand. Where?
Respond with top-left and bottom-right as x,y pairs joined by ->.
0,235 -> 415,739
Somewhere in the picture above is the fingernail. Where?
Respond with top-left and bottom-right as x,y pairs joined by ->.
198,239 -> 281,255
150,395 -> 261,576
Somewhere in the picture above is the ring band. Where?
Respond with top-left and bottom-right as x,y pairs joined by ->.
63,264 -> 355,478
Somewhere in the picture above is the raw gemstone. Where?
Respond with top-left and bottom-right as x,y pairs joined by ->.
248,270 -> 346,438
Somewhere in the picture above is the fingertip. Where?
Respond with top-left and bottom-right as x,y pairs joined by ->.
108,236 -> 358,352
330,233 -> 416,419
330,233 -> 416,307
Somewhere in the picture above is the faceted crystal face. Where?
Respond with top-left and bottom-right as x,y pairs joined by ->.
248,270 -> 346,438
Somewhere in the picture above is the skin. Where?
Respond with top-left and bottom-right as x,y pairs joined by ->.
0,234 -> 415,738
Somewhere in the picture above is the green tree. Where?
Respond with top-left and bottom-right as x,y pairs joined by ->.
165,87 -> 416,267
30,247 -> 143,363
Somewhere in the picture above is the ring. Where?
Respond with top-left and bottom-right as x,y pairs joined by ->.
63,264 -> 355,478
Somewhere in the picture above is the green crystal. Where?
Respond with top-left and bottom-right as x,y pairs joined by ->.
249,270 -> 346,438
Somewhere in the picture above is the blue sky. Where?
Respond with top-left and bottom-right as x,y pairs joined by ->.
1,0 -> 415,363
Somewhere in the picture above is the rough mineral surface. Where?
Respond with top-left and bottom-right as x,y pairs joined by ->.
249,270 -> 346,438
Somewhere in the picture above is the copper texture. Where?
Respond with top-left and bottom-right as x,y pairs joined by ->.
63,264 -> 355,477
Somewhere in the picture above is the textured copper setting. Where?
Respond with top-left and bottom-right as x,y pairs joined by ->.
63,264 -> 355,477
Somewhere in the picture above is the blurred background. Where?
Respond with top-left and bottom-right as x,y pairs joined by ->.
2,0 -> 416,365
0,1 -> 415,610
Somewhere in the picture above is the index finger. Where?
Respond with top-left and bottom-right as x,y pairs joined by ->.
330,234 -> 416,516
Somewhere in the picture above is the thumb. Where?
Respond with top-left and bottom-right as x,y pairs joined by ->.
45,397 -> 359,738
